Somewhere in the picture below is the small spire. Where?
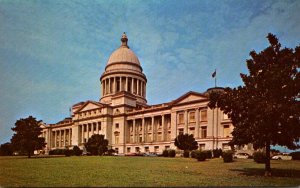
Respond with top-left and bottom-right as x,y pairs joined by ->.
121,32 -> 128,47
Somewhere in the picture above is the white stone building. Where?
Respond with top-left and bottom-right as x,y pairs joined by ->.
41,33 -> 235,154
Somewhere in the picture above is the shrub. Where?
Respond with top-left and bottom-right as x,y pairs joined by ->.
73,146 -> 82,156
168,149 -> 176,158
203,150 -> 212,159
253,151 -> 266,163
183,150 -> 190,158
195,151 -> 206,161
162,150 -> 169,157
213,148 -> 223,158
291,152 -> 300,160
64,148 -> 73,157
191,150 -> 197,158
222,151 -> 233,163
49,149 -> 66,155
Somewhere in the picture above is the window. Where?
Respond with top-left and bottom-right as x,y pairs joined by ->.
199,144 -> 205,151
189,127 -> 195,135
159,119 -> 162,128
200,110 -> 207,122
165,146 -> 170,150
145,147 -> 149,153
223,125 -> 230,137
222,143 -> 230,150
178,128 -> 184,135
139,125 -> 142,131
154,146 -> 159,153
130,125 -> 133,132
93,124 -> 96,131
115,123 -> 119,129
201,126 -> 207,138
147,133 -> 152,142
223,113 -> 229,120
139,135 -> 142,143
115,148 -> 119,154
135,147 -> 140,153
84,125 -> 87,132
148,125 -> 152,130
98,122 -> 101,130
88,124 -> 91,131
157,132 -> 162,141
127,147 -> 131,153
167,131 -> 171,141
84,138 -> 87,143
189,111 -> 195,122
178,113 -> 184,124
115,132 -> 119,144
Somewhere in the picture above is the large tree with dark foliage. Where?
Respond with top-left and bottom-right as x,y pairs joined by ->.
208,33 -> 300,176
85,134 -> 108,155
174,133 -> 198,153
11,116 -> 46,158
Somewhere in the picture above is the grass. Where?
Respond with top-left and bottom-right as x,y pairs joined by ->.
1,156 -> 300,187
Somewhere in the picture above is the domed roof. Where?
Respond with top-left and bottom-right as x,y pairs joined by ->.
107,33 -> 140,65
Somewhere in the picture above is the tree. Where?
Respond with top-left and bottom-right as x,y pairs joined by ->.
208,33 -> 300,176
85,134 -> 108,155
11,116 -> 46,158
174,133 -> 198,155
0,142 -> 13,156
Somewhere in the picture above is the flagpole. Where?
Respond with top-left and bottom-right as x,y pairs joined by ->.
215,69 -> 217,88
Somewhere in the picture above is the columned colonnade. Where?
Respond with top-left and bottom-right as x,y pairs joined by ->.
102,76 -> 146,97
78,122 -> 102,144
51,128 -> 72,148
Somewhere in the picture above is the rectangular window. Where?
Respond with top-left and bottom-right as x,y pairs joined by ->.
200,110 -> 207,122
139,135 -> 142,143
127,147 -> 131,153
157,132 -> 162,141
165,146 -> 170,150
189,111 -> 195,122
115,123 -> 119,129
98,123 -> 101,130
201,126 -> 207,138
223,125 -> 230,137
178,128 -> 184,135
135,147 -> 140,153
167,131 -> 171,141
154,146 -> 159,153
88,124 -> 91,131
147,133 -> 152,142
145,147 -> 149,153
93,124 -> 96,131
199,144 -> 205,151
189,127 -> 195,136
178,113 -> 184,124
84,125 -> 87,132
115,148 -> 119,154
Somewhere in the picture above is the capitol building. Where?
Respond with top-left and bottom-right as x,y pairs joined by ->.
40,33 -> 234,154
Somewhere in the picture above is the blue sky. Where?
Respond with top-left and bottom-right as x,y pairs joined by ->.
0,0 -> 300,146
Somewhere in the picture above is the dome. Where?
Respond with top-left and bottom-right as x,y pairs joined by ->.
106,33 -> 140,66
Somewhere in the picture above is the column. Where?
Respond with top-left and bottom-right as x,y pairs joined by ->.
131,78 -> 135,94
63,130 -> 66,147
87,124 -> 90,140
113,77 -> 116,93
195,108 -> 199,138
125,77 -> 128,92
137,79 -> 140,95
69,128 -> 72,146
142,118 -> 145,142
102,80 -> 105,96
96,122 -> 99,134
151,116 -> 155,142
133,119 -> 136,143
162,114 -> 165,141
144,82 -> 146,98
184,110 -> 188,134
81,125 -> 84,144
108,78 -> 111,94
141,82 -> 144,97
54,131 -> 56,148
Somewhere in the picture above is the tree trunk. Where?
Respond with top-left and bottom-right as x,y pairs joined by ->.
265,141 -> 271,176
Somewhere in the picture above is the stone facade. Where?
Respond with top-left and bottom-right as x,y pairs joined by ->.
41,33 -> 235,154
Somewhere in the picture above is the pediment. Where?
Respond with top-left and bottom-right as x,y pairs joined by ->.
75,101 -> 103,113
172,91 -> 207,105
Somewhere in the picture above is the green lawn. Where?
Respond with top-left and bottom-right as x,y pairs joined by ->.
0,156 -> 300,187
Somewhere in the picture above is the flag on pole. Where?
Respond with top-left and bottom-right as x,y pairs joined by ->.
212,69 -> 216,78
